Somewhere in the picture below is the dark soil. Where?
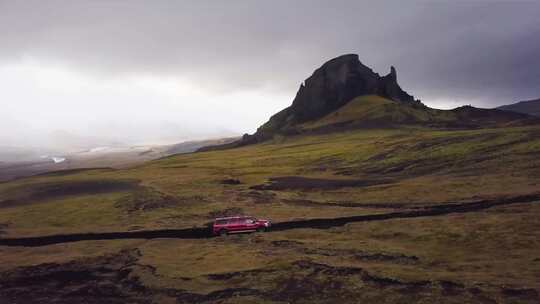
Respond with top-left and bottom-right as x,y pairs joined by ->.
207,207 -> 244,219
239,190 -> 276,204
0,248 -> 264,304
205,260 -> 538,303
0,249 -> 150,304
114,187 -> 182,213
270,240 -> 304,248
220,178 -> 242,185
270,240 -> 419,265
250,176 -> 392,191
501,287 -> 539,299
0,179 -> 139,209
282,198 -> 405,209
34,167 -> 115,178
0,250 -> 538,303
0,222 -> 9,236
352,251 -> 419,264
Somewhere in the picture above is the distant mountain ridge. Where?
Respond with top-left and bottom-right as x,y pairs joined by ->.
198,54 -> 538,152
165,137 -> 239,155
497,98 -> 540,117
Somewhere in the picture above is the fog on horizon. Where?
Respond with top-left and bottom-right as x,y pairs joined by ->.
1,0 -> 539,152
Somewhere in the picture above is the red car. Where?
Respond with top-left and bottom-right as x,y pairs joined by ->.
212,216 -> 271,236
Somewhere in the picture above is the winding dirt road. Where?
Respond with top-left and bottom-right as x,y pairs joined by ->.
0,193 -> 538,247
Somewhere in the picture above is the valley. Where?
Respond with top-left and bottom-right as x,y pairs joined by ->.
0,137 -> 239,182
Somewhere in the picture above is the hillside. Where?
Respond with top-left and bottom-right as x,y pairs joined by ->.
1,125 -> 540,303
165,136 -> 239,155
498,98 -> 540,117
201,55 -> 537,151
0,138 -> 241,182
301,95 -> 535,131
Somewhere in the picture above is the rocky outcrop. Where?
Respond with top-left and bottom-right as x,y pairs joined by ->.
197,54 -> 538,153
240,54 -> 419,144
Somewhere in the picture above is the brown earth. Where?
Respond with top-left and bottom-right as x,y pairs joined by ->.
250,176 -> 392,191
1,193 -> 540,303
1,249 -> 537,304
0,179 -> 139,209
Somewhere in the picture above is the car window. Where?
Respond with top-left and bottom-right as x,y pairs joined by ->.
216,219 -> 227,225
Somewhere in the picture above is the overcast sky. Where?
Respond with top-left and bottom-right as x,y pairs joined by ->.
1,0 -> 539,150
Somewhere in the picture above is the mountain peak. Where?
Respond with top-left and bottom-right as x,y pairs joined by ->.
388,66 -> 397,81
284,54 -> 417,125
242,54 -> 419,141
198,55 -> 539,152
200,54 -> 422,149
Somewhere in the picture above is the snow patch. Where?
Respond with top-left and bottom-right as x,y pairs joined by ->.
51,157 -> 66,163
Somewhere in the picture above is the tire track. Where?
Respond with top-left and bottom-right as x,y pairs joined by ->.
1,194 -> 539,247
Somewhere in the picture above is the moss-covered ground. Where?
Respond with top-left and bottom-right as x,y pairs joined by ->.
1,125 -> 540,303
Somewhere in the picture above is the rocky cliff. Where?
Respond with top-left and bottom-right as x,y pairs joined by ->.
198,54 -> 537,152
241,54 -> 420,144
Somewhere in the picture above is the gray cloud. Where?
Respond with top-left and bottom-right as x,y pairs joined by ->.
1,0 -> 539,150
4,1 -> 536,96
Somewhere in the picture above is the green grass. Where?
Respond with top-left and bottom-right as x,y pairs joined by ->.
301,95 -> 457,130
1,126 -> 540,236
1,125 -> 540,302
2,202 -> 538,302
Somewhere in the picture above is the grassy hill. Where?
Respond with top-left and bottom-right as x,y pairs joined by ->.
206,54 -> 538,152
498,98 -> 540,117
290,95 -> 536,132
300,95 -> 453,130
1,125 -> 540,303
205,95 -> 537,152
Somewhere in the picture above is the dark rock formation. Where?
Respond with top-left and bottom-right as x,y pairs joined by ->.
197,54 -> 539,153
241,54 -> 419,144
377,65 -> 416,103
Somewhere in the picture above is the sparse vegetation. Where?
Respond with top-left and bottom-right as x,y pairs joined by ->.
1,124 -> 540,302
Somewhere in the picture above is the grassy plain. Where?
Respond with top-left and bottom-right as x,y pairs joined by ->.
1,125 -> 540,303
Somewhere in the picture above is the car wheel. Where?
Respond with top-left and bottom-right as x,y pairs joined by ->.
219,229 -> 228,236
257,227 -> 266,233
